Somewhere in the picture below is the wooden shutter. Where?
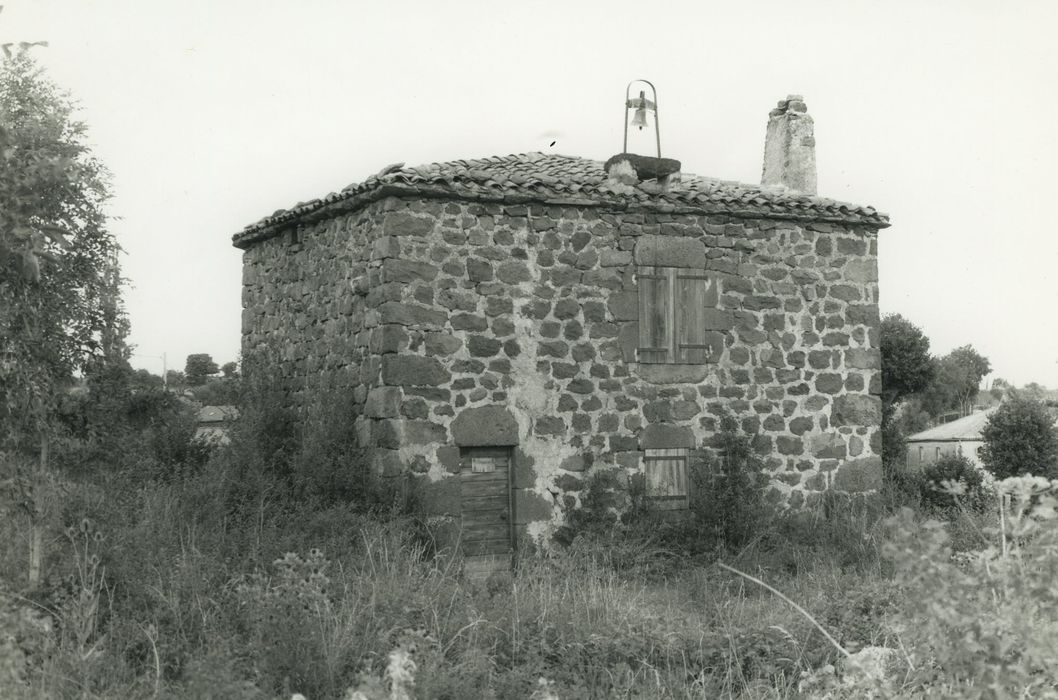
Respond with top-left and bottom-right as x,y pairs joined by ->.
637,266 -> 672,363
675,272 -> 718,363
644,448 -> 689,510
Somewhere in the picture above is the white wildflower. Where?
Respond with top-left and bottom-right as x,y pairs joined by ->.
385,648 -> 417,700
937,478 -> 967,496
842,645 -> 895,685
529,677 -> 560,700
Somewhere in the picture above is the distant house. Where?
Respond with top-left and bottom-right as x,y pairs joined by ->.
194,405 -> 239,445
905,408 -> 997,469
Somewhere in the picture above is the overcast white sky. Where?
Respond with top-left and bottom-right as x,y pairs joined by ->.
4,0 -> 1057,387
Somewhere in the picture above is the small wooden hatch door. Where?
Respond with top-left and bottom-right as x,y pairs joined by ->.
459,447 -> 514,559
644,448 -> 689,511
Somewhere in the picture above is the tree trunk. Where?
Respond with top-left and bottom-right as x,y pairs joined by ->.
27,433 -> 48,587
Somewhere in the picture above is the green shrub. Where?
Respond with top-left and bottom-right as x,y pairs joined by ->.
552,413 -> 773,576
819,577 -> 901,651
880,408 -> 908,476
0,580 -> 55,694
233,550 -> 336,696
187,377 -> 241,407
550,470 -> 679,578
637,413 -> 774,564
220,355 -> 298,496
880,464 -> 927,507
759,493 -> 883,573
221,354 -> 413,518
687,413 -> 770,551
290,388 -> 368,506
53,367 -> 210,481
980,397 -> 1058,479
553,468 -> 628,544
918,453 -> 989,513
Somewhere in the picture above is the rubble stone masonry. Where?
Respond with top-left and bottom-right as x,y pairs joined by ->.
241,196 -> 883,540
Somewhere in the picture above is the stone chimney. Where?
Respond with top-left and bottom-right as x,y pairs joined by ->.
761,95 -> 816,195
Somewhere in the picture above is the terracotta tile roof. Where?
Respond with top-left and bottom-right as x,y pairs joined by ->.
233,152 -> 889,248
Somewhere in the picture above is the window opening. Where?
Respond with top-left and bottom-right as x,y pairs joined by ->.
637,266 -> 719,364
643,447 -> 689,510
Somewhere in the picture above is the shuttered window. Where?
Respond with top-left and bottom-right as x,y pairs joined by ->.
637,266 -> 719,364
644,448 -> 689,510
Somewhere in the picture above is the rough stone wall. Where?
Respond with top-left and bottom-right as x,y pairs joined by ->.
240,204 -> 384,406
241,195 -> 884,540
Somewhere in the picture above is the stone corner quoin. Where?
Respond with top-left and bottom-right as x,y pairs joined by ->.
239,195 -> 885,534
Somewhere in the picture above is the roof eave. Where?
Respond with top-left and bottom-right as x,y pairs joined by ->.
231,182 -> 890,250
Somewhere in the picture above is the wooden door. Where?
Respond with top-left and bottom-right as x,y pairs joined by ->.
459,447 -> 513,559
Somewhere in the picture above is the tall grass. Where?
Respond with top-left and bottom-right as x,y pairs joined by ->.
6,465 -> 1058,698
4,375 -> 1058,698
1,467 -> 867,698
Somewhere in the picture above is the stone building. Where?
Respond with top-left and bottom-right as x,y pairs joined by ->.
904,409 -> 994,470
233,95 -> 888,556
905,408 -> 1058,471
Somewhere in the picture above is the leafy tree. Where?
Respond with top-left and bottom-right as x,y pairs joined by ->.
945,345 -> 991,415
0,52 -> 125,584
185,353 -> 219,386
979,397 -> 1058,479
190,377 -> 241,406
130,368 -> 164,391
879,314 -> 934,470
1018,382 -> 1048,401
990,377 -> 1012,402
899,397 -> 932,435
882,397 -> 933,470
880,314 -> 935,412
221,361 -> 239,379
916,358 -> 958,419
918,346 -> 992,419
165,369 -> 186,389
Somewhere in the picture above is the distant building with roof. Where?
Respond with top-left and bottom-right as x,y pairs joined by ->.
905,408 -> 997,469
906,406 -> 1058,471
194,405 -> 238,445
233,93 -> 889,560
